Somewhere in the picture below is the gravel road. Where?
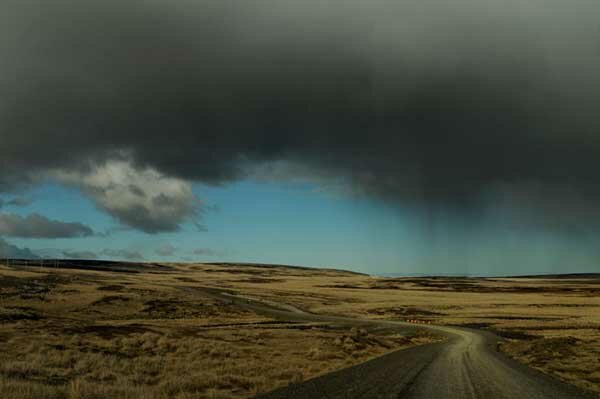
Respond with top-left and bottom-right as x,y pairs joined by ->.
191,287 -> 598,399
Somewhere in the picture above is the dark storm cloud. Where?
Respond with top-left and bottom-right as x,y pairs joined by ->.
1,0 -> 600,232
0,238 -> 39,259
0,213 -> 94,239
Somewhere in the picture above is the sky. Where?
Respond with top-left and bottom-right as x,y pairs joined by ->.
1,0 -> 600,275
0,180 -> 419,273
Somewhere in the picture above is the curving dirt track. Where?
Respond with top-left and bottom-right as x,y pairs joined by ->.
192,287 -> 598,399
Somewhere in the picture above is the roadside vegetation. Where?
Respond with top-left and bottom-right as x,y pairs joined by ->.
242,273 -> 600,394
1,262 -> 598,396
0,263 -> 430,399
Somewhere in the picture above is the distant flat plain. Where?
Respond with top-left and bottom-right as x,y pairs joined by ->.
0,261 -> 598,398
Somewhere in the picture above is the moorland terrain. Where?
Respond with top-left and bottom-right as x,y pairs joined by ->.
0,260 -> 598,398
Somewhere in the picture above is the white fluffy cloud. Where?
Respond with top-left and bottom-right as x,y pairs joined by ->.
52,160 -> 201,233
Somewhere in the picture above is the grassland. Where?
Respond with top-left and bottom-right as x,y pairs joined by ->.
0,262 -> 432,399
220,271 -> 600,393
1,261 -> 598,397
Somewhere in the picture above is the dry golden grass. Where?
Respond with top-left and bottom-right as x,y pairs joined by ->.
203,269 -> 600,394
2,261 -> 598,396
0,263 -> 430,399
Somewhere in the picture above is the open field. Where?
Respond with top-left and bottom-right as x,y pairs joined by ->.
1,261 -> 599,397
212,269 -> 600,394
0,261 -> 434,399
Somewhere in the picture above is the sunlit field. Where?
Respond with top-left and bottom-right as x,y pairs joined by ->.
1,261 -> 599,397
0,262 -> 435,399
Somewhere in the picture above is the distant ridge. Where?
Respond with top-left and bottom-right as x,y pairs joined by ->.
504,273 -> 600,279
206,262 -> 368,276
375,272 -> 600,279
375,272 -> 480,278
1,258 -> 366,276
1,258 -> 173,273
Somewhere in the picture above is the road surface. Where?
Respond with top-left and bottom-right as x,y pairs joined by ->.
191,287 -> 598,399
